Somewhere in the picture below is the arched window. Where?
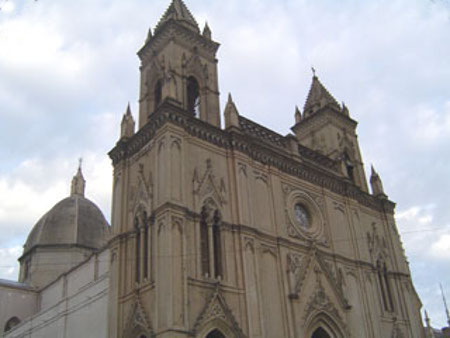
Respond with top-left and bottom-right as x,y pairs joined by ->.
200,201 -> 223,279
143,211 -> 149,280
206,329 -> 226,338
154,79 -> 162,111
200,206 -> 210,277
213,210 -> 222,279
343,152 -> 354,182
312,327 -> 331,338
4,317 -> 20,333
187,76 -> 200,117
135,216 -> 141,283
377,260 -> 394,312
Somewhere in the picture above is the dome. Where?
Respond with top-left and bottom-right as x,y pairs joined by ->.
23,166 -> 110,255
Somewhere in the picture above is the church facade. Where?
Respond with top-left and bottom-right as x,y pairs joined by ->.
1,1 -> 426,337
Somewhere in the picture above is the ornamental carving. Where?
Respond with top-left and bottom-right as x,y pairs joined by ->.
192,287 -> 246,337
367,223 -> 389,262
302,280 -> 350,337
129,164 -> 153,213
123,295 -> 153,338
193,159 -> 227,207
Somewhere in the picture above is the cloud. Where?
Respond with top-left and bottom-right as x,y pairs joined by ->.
0,246 -> 21,281
0,0 -> 449,328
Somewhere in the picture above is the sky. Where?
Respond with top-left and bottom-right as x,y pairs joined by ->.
0,0 -> 449,329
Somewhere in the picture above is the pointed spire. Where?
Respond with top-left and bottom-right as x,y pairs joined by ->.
224,93 -> 240,129
441,283 -> 450,327
121,102 -> 135,139
341,101 -> 350,116
145,27 -> 152,43
71,159 -> 85,197
295,106 -> 302,124
154,0 -> 199,34
202,21 -> 211,39
303,72 -> 340,118
370,164 -> 387,198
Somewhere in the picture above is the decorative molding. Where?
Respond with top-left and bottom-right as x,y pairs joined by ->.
123,295 -> 153,337
303,280 -> 350,337
192,286 -> 246,337
244,237 -> 255,252
129,165 -> 153,214
367,223 -> 389,263
109,104 -> 395,214
193,158 -> 227,207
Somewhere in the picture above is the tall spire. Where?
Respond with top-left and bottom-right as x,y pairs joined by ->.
441,283 -> 450,327
154,0 -> 199,34
71,159 -> 85,197
303,73 -> 340,118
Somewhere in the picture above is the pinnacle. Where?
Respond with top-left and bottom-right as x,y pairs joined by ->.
125,102 -> 131,116
154,0 -> 199,34
303,75 -> 340,115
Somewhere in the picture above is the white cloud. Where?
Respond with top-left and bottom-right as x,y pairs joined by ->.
431,234 -> 450,260
0,246 -> 21,280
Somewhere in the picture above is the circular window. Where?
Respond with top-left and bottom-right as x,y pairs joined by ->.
294,203 -> 311,229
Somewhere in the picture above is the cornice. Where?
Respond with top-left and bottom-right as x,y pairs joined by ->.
108,100 -> 395,214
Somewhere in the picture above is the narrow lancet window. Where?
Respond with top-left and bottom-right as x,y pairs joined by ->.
213,210 -> 222,278
200,206 -> 210,277
143,211 -> 149,280
135,217 -> 141,283
187,76 -> 200,116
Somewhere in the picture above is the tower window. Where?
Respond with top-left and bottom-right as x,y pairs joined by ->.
213,210 -> 222,279
143,211 -> 149,280
344,152 -> 355,182
187,76 -> 200,116
200,202 -> 223,279
154,80 -> 162,111
200,207 -> 210,277
377,260 -> 394,312
135,217 -> 141,283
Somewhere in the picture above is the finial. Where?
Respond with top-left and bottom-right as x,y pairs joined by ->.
371,164 -> 377,176
71,159 -> 86,197
295,106 -> 302,124
311,66 -> 316,78
203,21 -> 211,39
440,283 -> 450,326
224,92 -> 240,129
126,102 -> 131,115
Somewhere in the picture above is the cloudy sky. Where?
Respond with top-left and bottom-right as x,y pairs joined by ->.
0,0 -> 449,329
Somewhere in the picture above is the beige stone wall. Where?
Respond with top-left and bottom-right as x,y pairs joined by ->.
3,249 -> 110,338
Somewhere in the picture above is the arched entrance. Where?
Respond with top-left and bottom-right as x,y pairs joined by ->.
312,327 -> 332,338
205,328 -> 226,338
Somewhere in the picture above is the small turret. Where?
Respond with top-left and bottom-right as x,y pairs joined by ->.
370,165 -> 387,199
145,27 -> 152,43
202,21 -> 211,39
295,106 -> 302,124
224,93 -> 240,129
71,159 -> 85,197
121,103 -> 135,139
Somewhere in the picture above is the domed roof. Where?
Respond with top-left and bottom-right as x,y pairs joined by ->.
23,166 -> 110,255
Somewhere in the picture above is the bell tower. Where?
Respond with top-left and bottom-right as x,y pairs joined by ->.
292,73 -> 369,192
137,0 -> 221,129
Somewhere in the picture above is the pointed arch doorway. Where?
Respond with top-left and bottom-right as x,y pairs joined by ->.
312,327 -> 332,338
205,329 -> 226,338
